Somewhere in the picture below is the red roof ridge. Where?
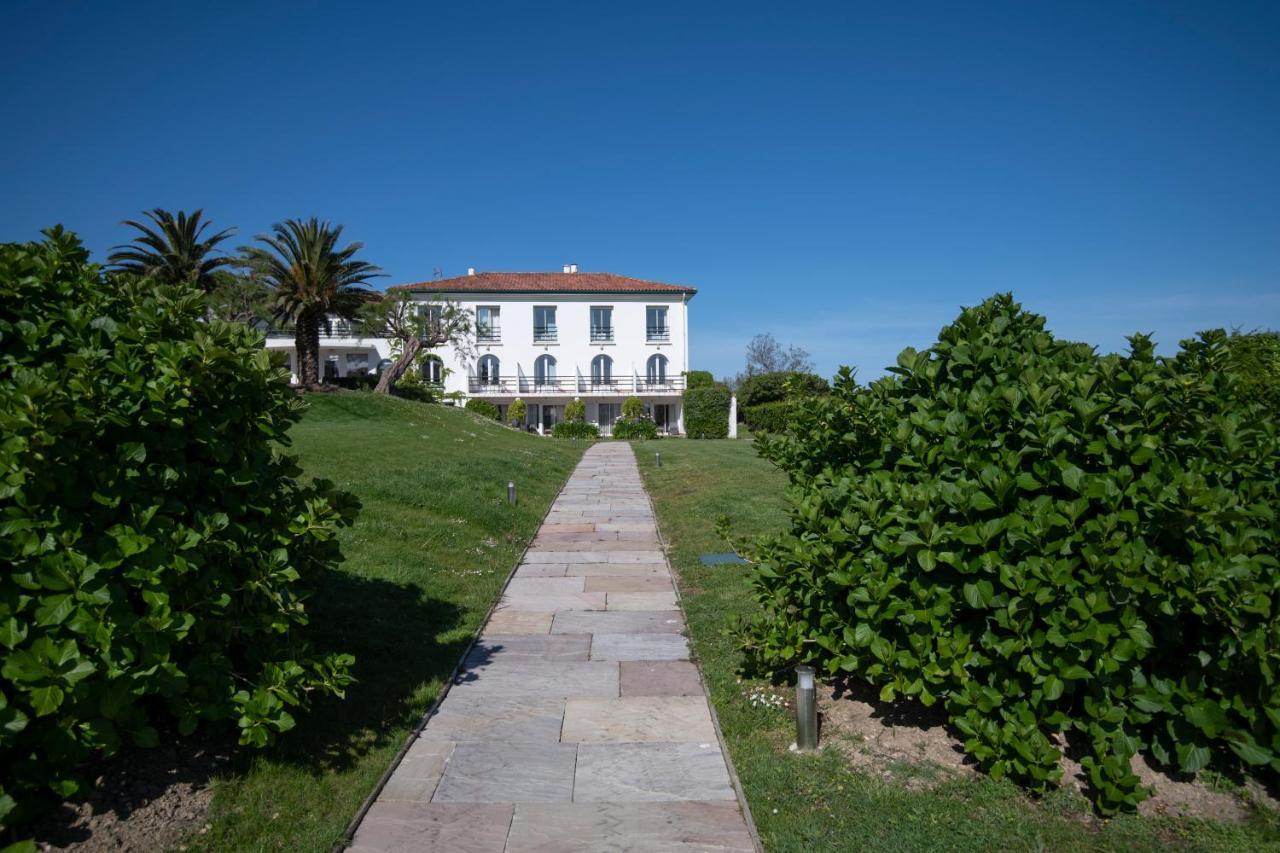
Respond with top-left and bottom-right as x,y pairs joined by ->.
388,270 -> 696,296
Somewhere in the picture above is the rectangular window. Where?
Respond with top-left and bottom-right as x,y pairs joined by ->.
477,306 -> 500,341
534,306 -> 557,342
647,306 -> 669,341
590,306 -> 613,342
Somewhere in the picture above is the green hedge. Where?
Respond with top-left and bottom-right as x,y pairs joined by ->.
741,400 -> 791,434
565,399 -> 586,423
465,398 -> 500,420
745,294 -> 1280,813
737,371 -> 828,408
0,229 -> 357,830
685,369 -> 716,389
552,421 -> 598,440
612,418 -> 658,440
685,386 -> 730,439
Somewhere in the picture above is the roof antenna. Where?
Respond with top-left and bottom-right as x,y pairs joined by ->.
433,267 -> 442,279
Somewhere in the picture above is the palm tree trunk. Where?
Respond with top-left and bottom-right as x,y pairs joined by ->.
295,314 -> 322,389
375,336 -> 423,394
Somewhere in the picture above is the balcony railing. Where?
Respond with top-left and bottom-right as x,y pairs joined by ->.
265,323 -> 385,339
468,375 -> 686,395
477,326 -> 502,343
647,326 -> 670,342
590,327 -> 614,343
533,324 -> 558,343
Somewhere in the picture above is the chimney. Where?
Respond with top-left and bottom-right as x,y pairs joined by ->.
569,263 -> 578,274
562,264 -> 571,273
467,267 -> 475,276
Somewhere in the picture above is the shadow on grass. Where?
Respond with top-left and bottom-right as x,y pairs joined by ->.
254,565 -> 467,773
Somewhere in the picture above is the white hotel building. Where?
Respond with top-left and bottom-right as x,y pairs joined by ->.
264,266 -> 695,435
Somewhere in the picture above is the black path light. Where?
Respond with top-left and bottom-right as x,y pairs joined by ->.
794,665 -> 818,751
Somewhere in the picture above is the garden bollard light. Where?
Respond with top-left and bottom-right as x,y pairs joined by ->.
795,665 -> 818,751
656,451 -> 662,468
507,480 -> 516,506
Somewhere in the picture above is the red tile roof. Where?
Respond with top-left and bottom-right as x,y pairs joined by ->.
391,271 -> 696,296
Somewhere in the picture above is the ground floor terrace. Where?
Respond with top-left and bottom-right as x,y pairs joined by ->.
491,397 -> 684,436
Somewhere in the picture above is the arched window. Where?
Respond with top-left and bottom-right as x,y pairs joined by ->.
423,355 -> 444,384
535,354 -> 557,385
591,354 -> 613,385
646,353 -> 668,384
478,354 -> 500,385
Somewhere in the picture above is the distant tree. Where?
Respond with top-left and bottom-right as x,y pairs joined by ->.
108,208 -> 235,291
205,268 -> 273,325
744,333 -> 813,377
242,218 -> 383,388
359,292 -> 473,394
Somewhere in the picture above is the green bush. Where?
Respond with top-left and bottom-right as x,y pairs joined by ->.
507,398 -> 527,427
621,396 -> 645,420
0,229 -> 358,830
332,374 -> 378,391
612,418 -> 658,440
743,294 -> 1280,813
564,399 -> 586,423
741,400 -> 791,434
685,385 -> 731,439
737,370 -> 828,408
465,398 -> 500,420
552,421 -> 598,440
1225,330 -> 1280,411
686,370 -> 716,389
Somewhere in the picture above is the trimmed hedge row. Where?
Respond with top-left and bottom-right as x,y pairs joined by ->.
741,400 -> 791,434
465,398 -> 500,420
685,385 -> 731,439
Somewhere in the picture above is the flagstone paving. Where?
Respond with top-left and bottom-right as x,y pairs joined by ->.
349,442 -> 756,852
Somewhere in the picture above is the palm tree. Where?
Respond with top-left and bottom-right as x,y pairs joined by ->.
242,218 -> 383,388
108,208 -> 235,290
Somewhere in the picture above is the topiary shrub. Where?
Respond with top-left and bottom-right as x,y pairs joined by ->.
737,371 -> 828,408
612,417 -> 658,440
685,370 -> 716,389
564,398 -> 586,423
741,400 -> 791,434
0,229 -> 358,831
742,294 -> 1280,814
465,398 -> 500,420
621,396 -> 645,420
508,398 -> 527,428
552,421 -> 598,440
684,385 -> 731,438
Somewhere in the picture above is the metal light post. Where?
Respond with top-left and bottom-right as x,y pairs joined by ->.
507,480 -> 517,506
655,451 -> 662,468
795,665 -> 818,751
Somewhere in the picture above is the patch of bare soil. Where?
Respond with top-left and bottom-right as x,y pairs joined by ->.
816,676 -> 1274,819
29,738 -> 233,852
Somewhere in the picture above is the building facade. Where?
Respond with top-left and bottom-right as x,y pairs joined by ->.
263,267 -> 695,435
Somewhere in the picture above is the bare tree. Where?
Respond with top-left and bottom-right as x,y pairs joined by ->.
361,292 -> 474,393
744,333 -> 813,376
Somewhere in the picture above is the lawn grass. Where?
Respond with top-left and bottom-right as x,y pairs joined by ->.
635,438 -> 1280,853
193,393 -> 582,851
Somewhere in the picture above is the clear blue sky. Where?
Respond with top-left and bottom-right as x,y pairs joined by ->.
3,1 -> 1277,379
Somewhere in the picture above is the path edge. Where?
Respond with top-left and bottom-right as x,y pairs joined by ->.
632,441 -> 766,853
331,445 -> 584,852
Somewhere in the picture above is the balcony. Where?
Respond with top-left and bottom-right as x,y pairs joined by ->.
477,326 -> 502,344
646,325 -> 670,343
533,324 -> 558,343
590,326 -> 615,343
468,376 -> 686,395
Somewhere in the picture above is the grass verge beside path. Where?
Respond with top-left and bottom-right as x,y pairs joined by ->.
194,393 -> 582,851
636,438 -> 1278,853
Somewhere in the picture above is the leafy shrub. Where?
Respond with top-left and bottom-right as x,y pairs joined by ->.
0,229 -> 358,830
1225,330 -> 1280,411
737,370 -> 829,408
332,373 -> 378,391
508,398 -> 527,427
743,294 -> 1280,813
612,417 -> 658,440
564,399 -> 586,423
622,396 -> 645,420
465,398 -> 500,420
742,400 -> 791,434
552,421 -> 598,440
685,385 -> 731,439
686,370 -> 716,389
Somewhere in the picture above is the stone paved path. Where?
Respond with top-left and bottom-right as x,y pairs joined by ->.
349,442 -> 758,852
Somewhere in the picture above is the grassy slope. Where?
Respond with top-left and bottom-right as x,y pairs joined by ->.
196,393 -> 582,851
635,438 -> 1278,853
